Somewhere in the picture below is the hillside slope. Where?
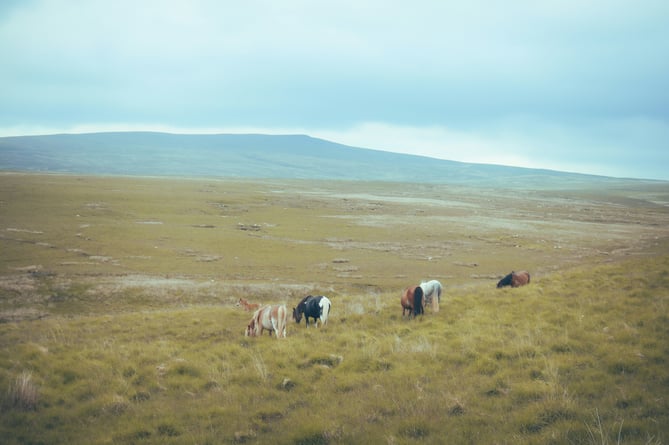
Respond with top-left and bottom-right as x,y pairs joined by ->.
0,132 -> 641,187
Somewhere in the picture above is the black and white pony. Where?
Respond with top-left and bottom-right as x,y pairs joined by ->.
292,295 -> 332,328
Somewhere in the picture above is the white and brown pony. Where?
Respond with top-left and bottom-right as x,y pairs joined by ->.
245,304 -> 287,338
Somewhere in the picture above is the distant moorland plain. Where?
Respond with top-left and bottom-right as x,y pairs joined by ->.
1,172 -> 668,444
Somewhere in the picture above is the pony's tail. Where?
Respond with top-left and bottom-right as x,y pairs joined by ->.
319,298 -> 331,326
322,301 -> 330,319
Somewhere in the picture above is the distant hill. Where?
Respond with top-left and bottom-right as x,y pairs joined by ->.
0,131 -> 641,187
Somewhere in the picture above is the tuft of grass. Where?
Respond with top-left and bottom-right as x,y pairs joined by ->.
397,419 -> 431,439
5,371 -> 39,411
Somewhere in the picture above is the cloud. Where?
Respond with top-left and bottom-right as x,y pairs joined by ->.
316,117 -> 669,179
0,1 -> 668,179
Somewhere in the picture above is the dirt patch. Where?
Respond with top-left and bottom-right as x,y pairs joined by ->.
0,308 -> 49,323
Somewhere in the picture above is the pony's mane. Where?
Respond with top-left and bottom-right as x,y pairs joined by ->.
296,295 -> 313,312
413,286 -> 424,317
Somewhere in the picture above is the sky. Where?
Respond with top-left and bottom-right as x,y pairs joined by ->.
1,1 -> 668,180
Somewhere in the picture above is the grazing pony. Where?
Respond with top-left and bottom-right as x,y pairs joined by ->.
293,295 -> 332,327
420,279 -> 442,312
237,297 -> 260,311
497,270 -> 531,288
401,286 -> 424,318
245,304 -> 287,338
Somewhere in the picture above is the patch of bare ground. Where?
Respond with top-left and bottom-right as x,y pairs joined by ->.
74,275 -> 327,311
0,268 -> 333,319
0,308 -> 49,323
0,273 -> 40,301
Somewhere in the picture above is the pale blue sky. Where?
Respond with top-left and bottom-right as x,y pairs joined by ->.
1,1 -> 668,179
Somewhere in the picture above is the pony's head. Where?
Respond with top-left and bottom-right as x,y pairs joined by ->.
292,306 -> 303,323
293,295 -> 314,323
497,273 -> 513,288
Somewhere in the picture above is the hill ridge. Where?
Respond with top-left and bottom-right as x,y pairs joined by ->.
0,131 -> 647,187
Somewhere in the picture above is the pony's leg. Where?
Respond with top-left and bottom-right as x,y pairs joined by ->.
270,318 -> 278,339
277,317 -> 286,338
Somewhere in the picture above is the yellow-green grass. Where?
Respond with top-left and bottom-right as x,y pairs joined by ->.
1,173 -> 668,444
1,256 -> 668,444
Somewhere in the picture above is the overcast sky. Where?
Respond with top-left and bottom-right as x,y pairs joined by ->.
1,1 -> 668,180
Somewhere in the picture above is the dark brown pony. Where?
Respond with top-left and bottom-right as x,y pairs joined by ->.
497,270 -> 531,288
401,286 -> 424,318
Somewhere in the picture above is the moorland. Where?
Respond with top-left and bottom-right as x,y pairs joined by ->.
1,172 -> 668,444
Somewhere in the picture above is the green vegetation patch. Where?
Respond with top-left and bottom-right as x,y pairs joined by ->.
1,174 -> 668,444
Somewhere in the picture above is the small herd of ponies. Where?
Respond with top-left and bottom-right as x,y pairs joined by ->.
238,270 -> 530,339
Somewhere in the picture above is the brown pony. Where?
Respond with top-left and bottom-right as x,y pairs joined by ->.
401,286 -> 424,318
497,271 -> 531,288
237,298 -> 260,311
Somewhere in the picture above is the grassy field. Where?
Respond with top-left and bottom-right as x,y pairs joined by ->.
1,173 -> 668,444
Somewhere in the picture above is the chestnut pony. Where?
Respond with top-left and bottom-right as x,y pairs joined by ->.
237,298 -> 260,311
401,286 -> 424,318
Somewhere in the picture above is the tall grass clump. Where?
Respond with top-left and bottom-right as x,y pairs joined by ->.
5,371 -> 39,411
